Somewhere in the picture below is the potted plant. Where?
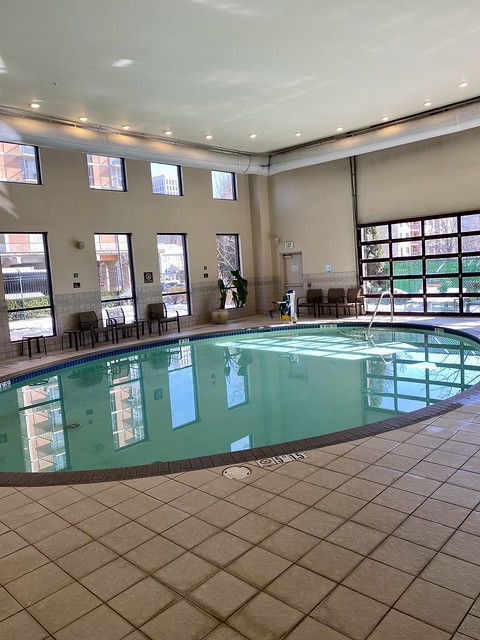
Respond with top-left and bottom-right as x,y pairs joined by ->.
211,278 -> 230,324
231,269 -> 248,307
211,270 -> 248,323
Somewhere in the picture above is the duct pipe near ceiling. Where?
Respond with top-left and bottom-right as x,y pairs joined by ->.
269,101 -> 480,175
0,114 -> 270,176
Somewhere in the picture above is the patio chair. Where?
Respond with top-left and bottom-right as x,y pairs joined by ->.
148,302 -> 181,335
296,288 -> 322,317
78,311 -> 116,346
318,288 -> 346,318
106,307 -> 141,340
335,287 -> 364,318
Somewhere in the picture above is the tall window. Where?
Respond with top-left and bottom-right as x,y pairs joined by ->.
0,233 -> 55,341
168,345 -> 197,428
87,154 -> 125,191
217,234 -> 240,308
150,163 -> 182,195
359,211 -> 480,314
94,234 -> 136,320
0,142 -> 40,184
212,171 -> 236,200
157,234 -> 190,316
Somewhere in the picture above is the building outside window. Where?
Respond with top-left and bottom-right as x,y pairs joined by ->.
94,233 -> 136,321
157,234 -> 190,316
150,163 -> 182,195
211,171 -> 236,200
87,154 -> 125,191
0,142 -> 40,184
0,233 -> 55,341
359,211 -> 480,314
216,234 -> 240,308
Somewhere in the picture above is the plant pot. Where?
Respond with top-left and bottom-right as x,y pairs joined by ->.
211,308 -> 229,324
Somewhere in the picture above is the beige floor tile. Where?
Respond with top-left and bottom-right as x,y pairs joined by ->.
0,522 -> 8,535
344,447 -> 387,464
326,521 -> 386,555
266,565 -> 335,613
141,600 -> 218,640
56,540 -> 118,579
0,610 -> 49,640
372,487 -> 426,513
155,551 -> 218,593
406,433 -> 446,449
0,530 -> 29,558
410,460 -> 455,481
449,468 -> 480,490
193,530 -> 252,567
99,521 -> 156,554
458,614 -> 480,639
112,493 -> 162,519
390,443 -> 432,460
54,604 -> 134,640
336,477 -> 385,501
391,473 -> 442,497
304,469 -> 350,490
0,545 -> 49,583
37,487 -> 85,512
424,449 -> 470,468
73,482 -> 118,496
311,585 -> 388,640
108,576 -> 176,626
161,516 -> 219,549
92,484 -> 140,508
190,570 -> 258,620
80,557 -> 146,599
204,625 -> 249,639
121,476 -> 168,492
356,465 -> 403,486
274,461 -> 322,480
255,496 -> 308,523
6,561 -> 73,606
176,469 -> 219,488
421,552 -> 480,598
367,609 -> 450,640
55,497 -> 107,524
284,617 -> 351,639
362,437 -> 400,453
314,492 -> 366,519
324,457 -> 369,476
298,540 -> 362,581
351,503 -> 407,533
395,578 -> 473,633
145,479 -> 192,502
0,586 -> 22,622
412,497 -> 470,528
251,473 -> 298,494
137,504 -> 189,534
460,511 -> 480,535
228,591 -> 304,640
288,508 -> 344,538
440,440 -> 479,457
259,525 -> 319,562
75,509 -> 130,537
195,476 -> 241,498
169,489 -> 219,515
33,526 -> 92,560
226,512 -> 281,543
227,546 -> 291,588
394,515 -> 454,550
374,452 -> 417,472
226,486 -> 274,510
442,530 -> 480,565
343,558 -> 413,606
27,582 -> 101,634
463,457 -> 480,473
280,481 -> 330,506
15,513 -> 70,544
302,450 -> 338,467
0,502 -> 50,528
0,492 -> 33,516
196,500 -> 249,528
124,535 -> 185,572
370,536 -> 435,575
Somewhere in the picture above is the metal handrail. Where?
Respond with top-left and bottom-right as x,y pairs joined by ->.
366,291 -> 394,339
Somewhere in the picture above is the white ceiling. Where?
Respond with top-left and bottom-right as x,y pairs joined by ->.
1,0 -> 480,155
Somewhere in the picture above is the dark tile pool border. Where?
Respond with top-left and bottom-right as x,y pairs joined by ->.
1,321 -> 479,486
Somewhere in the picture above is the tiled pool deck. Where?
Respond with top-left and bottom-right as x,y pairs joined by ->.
1,314 -> 480,639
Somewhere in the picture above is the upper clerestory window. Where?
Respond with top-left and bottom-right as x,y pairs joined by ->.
87,154 -> 126,191
0,142 -> 40,184
150,163 -> 183,196
211,171 -> 236,200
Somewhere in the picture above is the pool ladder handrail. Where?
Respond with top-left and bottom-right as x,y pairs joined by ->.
366,291 -> 394,339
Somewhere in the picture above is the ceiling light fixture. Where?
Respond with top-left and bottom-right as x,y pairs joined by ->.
30,102 -> 40,109
79,116 -> 88,122
122,125 -> 130,130
459,81 -> 469,88
424,101 -> 432,107
164,130 -> 173,136
382,116 -> 389,122
205,134 -> 213,140
336,127 -> 343,132
295,132 -> 301,137
249,133 -> 257,138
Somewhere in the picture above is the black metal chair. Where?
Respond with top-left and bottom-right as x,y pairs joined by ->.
335,287 -> 364,318
318,288 -> 346,318
296,288 -> 323,317
148,302 -> 180,335
106,307 -> 140,339
78,311 -> 116,346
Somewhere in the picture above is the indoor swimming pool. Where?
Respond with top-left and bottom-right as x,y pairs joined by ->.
1,324 -> 480,474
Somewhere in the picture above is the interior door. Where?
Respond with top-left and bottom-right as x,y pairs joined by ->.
283,252 -> 303,298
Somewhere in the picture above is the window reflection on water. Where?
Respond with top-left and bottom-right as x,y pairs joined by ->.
1,329 -> 480,473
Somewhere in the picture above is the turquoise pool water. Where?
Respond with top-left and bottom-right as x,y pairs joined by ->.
1,325 -> 480,473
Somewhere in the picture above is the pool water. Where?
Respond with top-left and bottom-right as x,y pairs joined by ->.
1,326 -> 480,473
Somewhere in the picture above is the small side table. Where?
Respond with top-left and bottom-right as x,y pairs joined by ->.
21,335 -> 47,358
62,330 -> 84,351
135,318 -> 151,339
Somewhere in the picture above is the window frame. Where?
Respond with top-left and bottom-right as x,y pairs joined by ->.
150,162 -> 183,196
211,171 -> 237,201
86,154 -> 126,191
0,142 -> 41,184
94,233 -> 137,320
157,233 -> 191,316
216,233 -> 241,308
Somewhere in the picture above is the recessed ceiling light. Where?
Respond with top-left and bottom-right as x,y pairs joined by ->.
382,116 -> 389,122
30,102 -> 40,109
79,116 -> 88,122
164,130 -> 172,136
459,82 -> 469,88
295,132 -> 302,137
249,133 -> 257,138
122,125 -> 130,130
112,59 -> 133,68
205,134 -> 213,140
336,127 -> 343,132
424,101 -> 432,107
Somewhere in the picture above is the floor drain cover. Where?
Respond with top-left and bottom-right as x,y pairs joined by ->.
223,466 -> 251,479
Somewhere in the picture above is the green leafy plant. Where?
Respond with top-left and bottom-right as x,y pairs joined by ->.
231,269 -> 248,308
217,278 -> 228,309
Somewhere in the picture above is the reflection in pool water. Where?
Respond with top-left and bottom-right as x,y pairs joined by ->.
1,326 -> 480,473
